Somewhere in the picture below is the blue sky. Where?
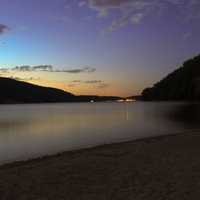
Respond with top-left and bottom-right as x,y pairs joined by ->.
0,0 -> 200,96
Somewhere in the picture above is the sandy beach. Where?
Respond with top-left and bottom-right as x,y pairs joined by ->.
0,132 -> 200,200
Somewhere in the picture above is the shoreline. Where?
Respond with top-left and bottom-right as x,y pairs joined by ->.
0,131 -> 186,168
0,130 -> 197,168
1,132 -> 200,199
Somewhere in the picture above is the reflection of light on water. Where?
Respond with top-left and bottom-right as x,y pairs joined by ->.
125,106 -> 129,121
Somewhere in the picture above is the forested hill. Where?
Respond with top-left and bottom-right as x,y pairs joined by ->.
141,55 -> 200,101
0,77 -> 120,103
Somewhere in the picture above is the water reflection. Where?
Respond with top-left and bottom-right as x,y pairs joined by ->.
167,103 -> 200,129
0,102 -> 199,164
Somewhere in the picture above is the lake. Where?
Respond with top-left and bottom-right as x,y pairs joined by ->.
0,102 -> 200,165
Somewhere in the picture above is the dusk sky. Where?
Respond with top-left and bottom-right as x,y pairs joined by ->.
0,0 -> 200,96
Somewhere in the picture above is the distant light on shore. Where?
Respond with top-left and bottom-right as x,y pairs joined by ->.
117,99 -> 135,102
117,99 -> 125,102
126,99 -> 135,102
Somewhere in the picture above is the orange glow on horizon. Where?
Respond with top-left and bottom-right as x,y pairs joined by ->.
28,79 -> 137,97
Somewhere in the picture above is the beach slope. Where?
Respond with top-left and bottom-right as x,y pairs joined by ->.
0,133 -> 200,199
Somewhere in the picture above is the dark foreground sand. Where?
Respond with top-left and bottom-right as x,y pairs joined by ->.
1,133 -> 200,200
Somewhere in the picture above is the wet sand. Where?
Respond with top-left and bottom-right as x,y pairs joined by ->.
0,132 -> 200,200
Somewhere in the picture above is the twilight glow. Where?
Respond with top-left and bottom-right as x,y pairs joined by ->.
0,0 -> 200,96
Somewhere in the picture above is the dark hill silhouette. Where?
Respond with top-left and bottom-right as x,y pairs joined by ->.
0,77 -> 120,103
141,55 -> 200,101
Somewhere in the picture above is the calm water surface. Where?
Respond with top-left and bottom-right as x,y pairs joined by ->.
0,102 -> 200,164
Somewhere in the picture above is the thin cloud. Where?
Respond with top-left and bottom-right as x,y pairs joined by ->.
0,42 -> 7,48
88,0 -> 156,32
97,83 -> 109,89
13,65 -> 53,72
84,80 -> 102,84
82,0 -> 200,32
0,68 -> 9,73
78,1 -> 87,7
0,24 -> 9,34
70,79 -> 109,89
0,66 -> 96,74
72,80 -> 81,83
10,76 -> 40,81
88,0 -> 133,8
62,67 -> 96,73
130,13 -> 144,24
71,80 -> 102,84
